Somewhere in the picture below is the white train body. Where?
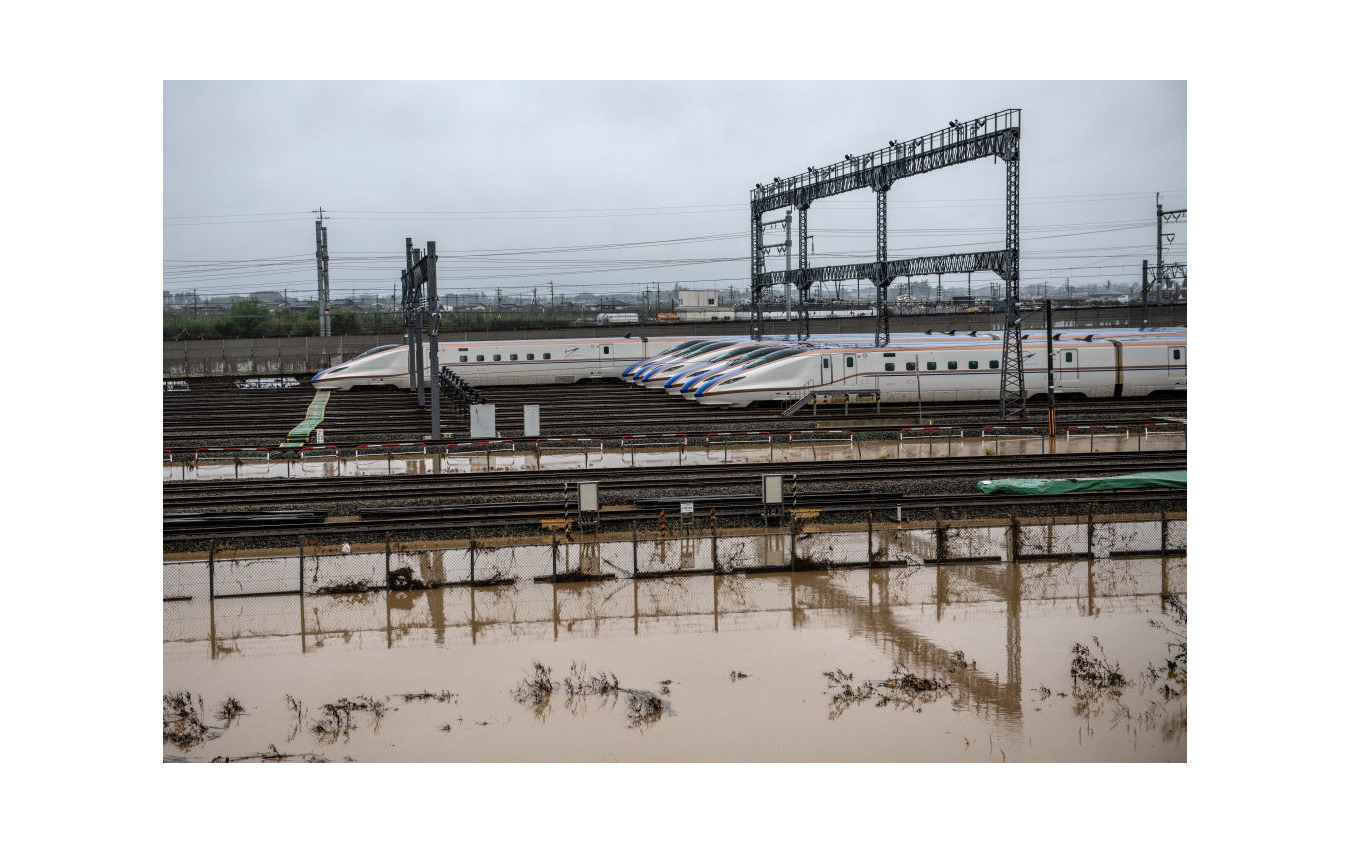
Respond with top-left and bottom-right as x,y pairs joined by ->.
312,336 -> 697,390
311,328 -> 1187,409
692,328 -> 1186,406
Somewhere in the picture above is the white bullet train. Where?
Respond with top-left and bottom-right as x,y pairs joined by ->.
690,328 -> 1187,406
312,335 -> 700,389
311,327 -> 1186,409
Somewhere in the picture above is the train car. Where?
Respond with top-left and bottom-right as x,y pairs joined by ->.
312,335 -> 698,390
662,344 -> 801,393
627,338 -> 746,384
693,329 -> 1186,406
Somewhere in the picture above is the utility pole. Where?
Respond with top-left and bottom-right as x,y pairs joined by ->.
1046,299 -> 1056,452
1147,193 -> 1187,325
314,208 -> 331,337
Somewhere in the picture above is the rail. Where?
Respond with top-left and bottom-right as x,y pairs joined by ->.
621,433 -> 688,462
788,429 -> 856,460
705,431 -> 774,461
898,426 -> 967,458
1065,425 -> 1129,452
980,425 -> 1047,456
354,441 -> 428,457
447,439 -> 516,458
535,437 -> 605,465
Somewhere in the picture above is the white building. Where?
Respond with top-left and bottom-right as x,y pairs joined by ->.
675,288 -> 735,322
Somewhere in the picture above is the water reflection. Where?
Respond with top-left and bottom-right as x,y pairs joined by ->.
169,556 -> 1184,726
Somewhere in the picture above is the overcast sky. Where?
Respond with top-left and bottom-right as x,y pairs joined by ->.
164,80 -> 1185,306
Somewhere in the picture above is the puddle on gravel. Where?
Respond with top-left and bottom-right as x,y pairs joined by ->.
164,559 -> 1186,762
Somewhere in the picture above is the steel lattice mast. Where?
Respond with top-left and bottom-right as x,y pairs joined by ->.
747,109 -> 1024,414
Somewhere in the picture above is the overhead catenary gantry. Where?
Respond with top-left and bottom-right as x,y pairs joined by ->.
402,238 -> 443,438
748,108 -> 1027,416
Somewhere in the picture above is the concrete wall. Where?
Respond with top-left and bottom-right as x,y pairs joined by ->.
162,305 -> 1185,377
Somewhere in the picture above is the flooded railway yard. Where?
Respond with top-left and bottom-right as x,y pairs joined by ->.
164,373 -> 1187,762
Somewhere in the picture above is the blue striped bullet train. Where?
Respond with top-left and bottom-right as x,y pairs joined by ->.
311,327 -> 1185,406
690,328 -> 1186,406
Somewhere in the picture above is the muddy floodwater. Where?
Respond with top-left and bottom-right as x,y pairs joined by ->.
164,556 -> 1186,762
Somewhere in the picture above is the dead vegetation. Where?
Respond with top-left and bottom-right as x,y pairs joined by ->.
1070,637 -> 1127,689
164,691 -> 250,750
163,690 -> 214,750
511,661 -> 670,729
398,690 -> 458,704
822,667 -> 952,719
1146,593 -> 1188,698
387,566 -> 425,590
215,696 -> 244,722
314,579 -> 374,595
307,696 -> 390,742
211,743 -> 329,763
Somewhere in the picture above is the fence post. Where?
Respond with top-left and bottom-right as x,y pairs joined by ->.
867,509 -> 874,564
208,540 -> 215,601
469,528 -> 477,585
935,509 -> 944,564
1009,513 -> 1019,562
384,534 -> 391,589
1086,505 -> 1095,559
1160,509 -> 1168,555
551,528 -> 558,579
710,508 -> 718,572
632,521 -> 639,577
789,518 -> 796,571
298,539 -> 305,596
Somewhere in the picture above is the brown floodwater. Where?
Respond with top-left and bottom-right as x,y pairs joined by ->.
164,556 -> 1186,762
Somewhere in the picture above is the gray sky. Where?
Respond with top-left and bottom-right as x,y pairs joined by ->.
164,81 -> 1185,305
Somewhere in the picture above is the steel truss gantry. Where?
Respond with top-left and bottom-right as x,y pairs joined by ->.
748,108 -> 1026,416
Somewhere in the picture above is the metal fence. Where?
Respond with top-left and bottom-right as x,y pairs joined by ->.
164,552 -> 1187,658
164,511 -> 1185,603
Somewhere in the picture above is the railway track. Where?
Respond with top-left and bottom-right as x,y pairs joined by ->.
164,451 -> 1186,545
166,451 -> 1185,510
164,376 -> 1185,450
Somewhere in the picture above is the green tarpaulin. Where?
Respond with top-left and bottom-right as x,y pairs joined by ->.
977,470 -> 1186,495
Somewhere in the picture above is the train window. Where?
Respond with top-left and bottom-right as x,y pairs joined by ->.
989,361 -> 998,369
527,353 -> 535,360
845,356 -> 854,367
493,354 -> 501,361
883,352 -> 895,358
1064,352 -> 1074,363
926,361 -> 936,371
1172,349 -> 1181,360
510,354 -> 518,361
822,359 -> 830,369
458,348 -> 468,352
947,361 -> 957,370
968,360 -> 978,369
543,353 -> 552,360
603,345 -> 610,354
476,355 -> 484,362
905,362 -> 916,371
884,362 -> 895,372
459,355 -> 468,363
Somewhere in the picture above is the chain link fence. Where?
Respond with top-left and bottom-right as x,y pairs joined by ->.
166,511 -> 1184,603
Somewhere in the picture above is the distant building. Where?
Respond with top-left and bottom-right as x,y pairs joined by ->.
675,288 -> 735,322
